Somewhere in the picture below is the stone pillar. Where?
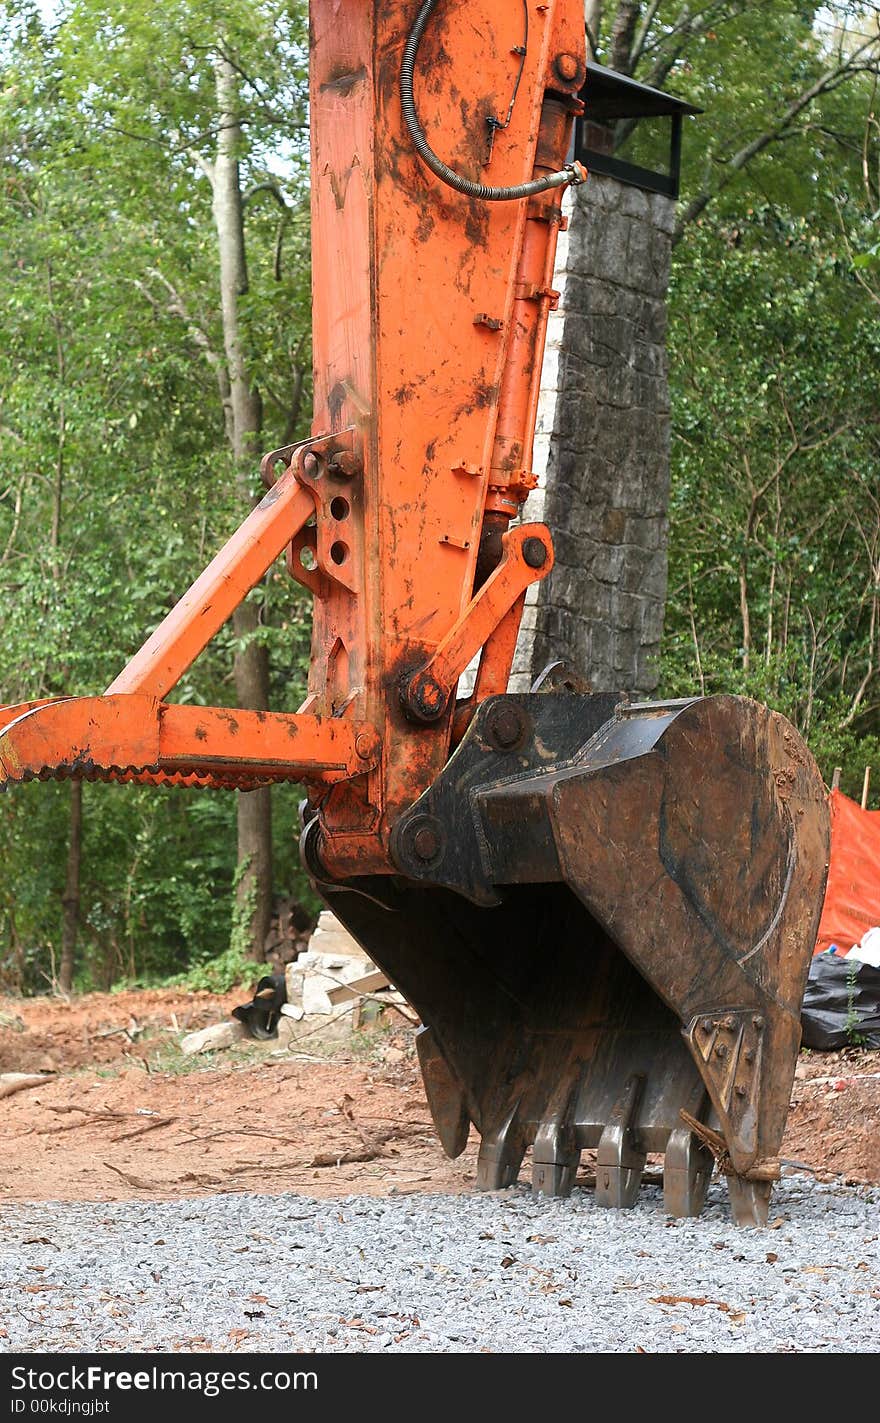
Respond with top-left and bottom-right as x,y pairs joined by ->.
510,172 -> 675,696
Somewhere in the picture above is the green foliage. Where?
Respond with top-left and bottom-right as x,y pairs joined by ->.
658,4 -> 880,793
156,941 -> 258,994
0,0 -> 315,992
845,958 -> 868,1047
1,0 -> 878,993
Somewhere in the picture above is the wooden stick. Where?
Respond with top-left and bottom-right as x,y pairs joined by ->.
861,765 -> 871,810
831,766 -> 841,791
0,1073 -> 54,1100
111,1116 -> 177,1142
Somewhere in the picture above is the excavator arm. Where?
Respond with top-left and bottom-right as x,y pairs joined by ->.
0,0 -> 829,1225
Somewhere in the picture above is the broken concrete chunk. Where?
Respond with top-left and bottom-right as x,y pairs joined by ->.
180,1020 -> 249,1056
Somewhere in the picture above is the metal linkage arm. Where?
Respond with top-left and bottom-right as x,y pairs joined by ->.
107,455 -> 316,701
401,524 -> 553,723
0,696 -> 379,791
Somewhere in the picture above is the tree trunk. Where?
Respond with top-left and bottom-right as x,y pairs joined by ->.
213,50 -> 273,959
584,1 -> 604,60
58,780 -> 82,993
609,1 -> 640,74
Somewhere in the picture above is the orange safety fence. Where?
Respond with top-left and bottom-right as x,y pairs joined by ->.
815,788 -> 880,954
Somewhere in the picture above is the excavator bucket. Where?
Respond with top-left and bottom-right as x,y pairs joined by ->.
309,690 -> 830,1226
0,0 -> 831,1229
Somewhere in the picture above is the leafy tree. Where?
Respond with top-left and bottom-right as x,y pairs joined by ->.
0,0 -> 316,990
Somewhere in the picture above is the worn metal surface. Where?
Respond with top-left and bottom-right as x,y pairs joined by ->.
0,4 -> 832,1226
322,691 -> 830,1224
0,0 -> 584,871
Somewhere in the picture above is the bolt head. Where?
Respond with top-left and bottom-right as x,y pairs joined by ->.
752,1015 -> 765,1031
412,825 -> 441,863
554,52 -> 580,82
404,672 -> 448,724
302,451 -> 319,477
328,451 -> 363,481
522,536 -> 547,569
489,708 -> 522,749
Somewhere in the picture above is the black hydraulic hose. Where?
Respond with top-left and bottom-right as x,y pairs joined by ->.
399,0 -> 585,202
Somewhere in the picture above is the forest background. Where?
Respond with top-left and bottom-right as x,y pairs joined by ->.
1,0 -> 878,993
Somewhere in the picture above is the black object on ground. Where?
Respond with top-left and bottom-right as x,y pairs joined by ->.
232,973 -> 287,1040
801,954 -> 880,1050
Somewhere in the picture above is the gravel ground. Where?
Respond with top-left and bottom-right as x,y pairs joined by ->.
1,1177 -> 878,1354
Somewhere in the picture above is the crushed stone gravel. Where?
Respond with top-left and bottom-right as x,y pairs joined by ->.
1,1176 -> 878,1353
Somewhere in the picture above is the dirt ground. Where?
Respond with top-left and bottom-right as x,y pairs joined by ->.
1,988 -> 878,1203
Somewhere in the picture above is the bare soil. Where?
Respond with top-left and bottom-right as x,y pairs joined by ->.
1,989 -> 878,1202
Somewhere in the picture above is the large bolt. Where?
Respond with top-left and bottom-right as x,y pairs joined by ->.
403,671 -> 448,724
412,824 -> 441,863
522,537 -> 547,569
554,52 -> 580,82
487,705 -> 524,750
328,451 -> 363,481
302,451 -> 320,478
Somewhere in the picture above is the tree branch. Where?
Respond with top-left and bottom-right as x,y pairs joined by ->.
674,32 -> 880,241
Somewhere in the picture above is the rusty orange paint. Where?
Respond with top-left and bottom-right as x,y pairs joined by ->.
0,696 -> 379,789
0,0 -> 586,878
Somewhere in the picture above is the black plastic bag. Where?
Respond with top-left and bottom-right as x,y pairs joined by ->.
232,972 -> 287,1040
800,954 -> 880,1050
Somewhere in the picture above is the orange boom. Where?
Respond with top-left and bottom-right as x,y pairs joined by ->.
0,0 -> 829,1224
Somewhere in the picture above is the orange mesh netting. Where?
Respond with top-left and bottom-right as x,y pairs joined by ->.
815,789 -> 880,954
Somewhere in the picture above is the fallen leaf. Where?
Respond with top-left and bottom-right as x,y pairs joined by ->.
767,1217 -> 785,1230
728,1312 -> 747,1325
527,1235 -> 558,1245
766,1252 -> 778,1263
500,1256 -> 516,1268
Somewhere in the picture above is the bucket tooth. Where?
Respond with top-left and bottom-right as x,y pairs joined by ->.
415,1026 -> 470,1159
475,1102 -> 524,1190
532,1147 -> 580,1198
324,691 -> 830,1224
663,1126 -> 714,1218
532,1079 -> 582,1197
596,1075 -> 646,1210
727,1175 -> 774,1228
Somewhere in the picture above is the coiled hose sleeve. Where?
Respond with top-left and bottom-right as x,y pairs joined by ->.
400,0 -> 585,202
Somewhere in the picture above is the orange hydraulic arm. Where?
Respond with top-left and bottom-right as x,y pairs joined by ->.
0,0 -> 587,876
